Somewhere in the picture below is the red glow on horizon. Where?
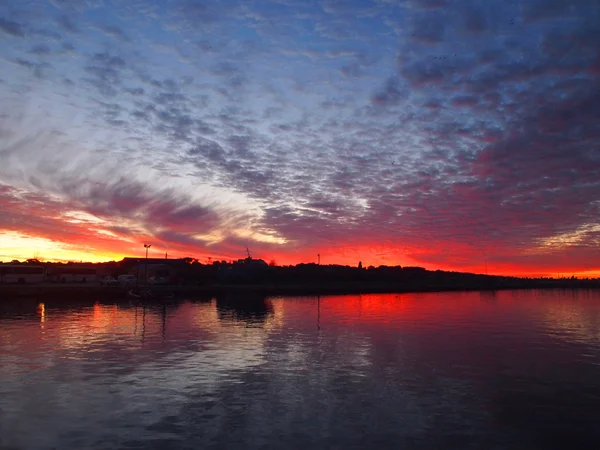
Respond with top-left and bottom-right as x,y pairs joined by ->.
1,229 -> 599,279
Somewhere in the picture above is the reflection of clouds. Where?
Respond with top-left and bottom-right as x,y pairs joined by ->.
263,299 -> 285,331
2,300 -> 288,381
20,292 -> 600,448
0,299 -> 289,448
120,300 -> 287,395
275,330 -> 373,377
268,297 -> 374,374
0,293 -> 533,448
56,303 -> 139,352
540,294 -> 600,347
179,339 -> 486,448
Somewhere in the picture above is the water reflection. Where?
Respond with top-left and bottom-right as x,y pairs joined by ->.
0,290 -> 599,449
479,290 -> 497,303
215,293 -> 274,327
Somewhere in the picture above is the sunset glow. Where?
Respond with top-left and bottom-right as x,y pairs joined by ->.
1,0 -> 599,277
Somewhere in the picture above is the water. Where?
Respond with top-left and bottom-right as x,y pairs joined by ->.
1,290 -> 600,449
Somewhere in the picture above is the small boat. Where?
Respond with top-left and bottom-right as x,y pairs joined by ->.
128,288 -> 145,298
128,288 -> 175,301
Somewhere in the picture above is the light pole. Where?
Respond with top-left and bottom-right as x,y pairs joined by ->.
144,244 -> 151,287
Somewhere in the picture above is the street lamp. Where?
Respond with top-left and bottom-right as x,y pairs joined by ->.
144,244 -> 151,287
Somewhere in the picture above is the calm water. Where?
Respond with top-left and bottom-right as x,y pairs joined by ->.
1,290 -> 600,450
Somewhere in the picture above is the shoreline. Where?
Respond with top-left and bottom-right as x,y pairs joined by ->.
1,279 -> 600,301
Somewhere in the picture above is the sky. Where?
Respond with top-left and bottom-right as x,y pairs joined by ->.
0,0 -> 599,277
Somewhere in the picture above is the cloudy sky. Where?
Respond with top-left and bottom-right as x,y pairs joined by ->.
1,0 -> 599,276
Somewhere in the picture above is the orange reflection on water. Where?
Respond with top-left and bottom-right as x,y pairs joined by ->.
281,292 -> 488,328
37,302 -> 45,327
4,291 -> 600,363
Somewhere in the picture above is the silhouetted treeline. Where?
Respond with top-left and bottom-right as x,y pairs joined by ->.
3,258 -> 599,293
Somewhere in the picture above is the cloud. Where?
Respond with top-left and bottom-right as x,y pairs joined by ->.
372,76 -> 407,106
78,178 -> 221,233
13,58 -> 53,78
0,17 -> 25,37
523,0 -> 593,22
95,24 -> 129,42
0,175 -> 256,260
83,52 -> 128,96
0,184 -> 133,257
55,14 -> 79,33
32,28 -> 63,41
0,0 -> 599,273
29,44 -> 53,56
210,60 -> 246,87
169,0 -> 242,32
405,0 -> 447,9
462,8 -> 488,34
409,11 -> 446,44
49,0 -> 91,13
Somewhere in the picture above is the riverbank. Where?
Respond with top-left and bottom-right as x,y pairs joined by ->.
1,278 -> 600,301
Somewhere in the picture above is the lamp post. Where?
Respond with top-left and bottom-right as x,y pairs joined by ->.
144,244 -> 151,287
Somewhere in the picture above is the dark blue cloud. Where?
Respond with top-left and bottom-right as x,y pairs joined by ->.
0,17 -> 25,37
55,14 -> 78,33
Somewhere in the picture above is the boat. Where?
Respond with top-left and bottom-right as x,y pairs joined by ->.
128,288 -> 175,301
